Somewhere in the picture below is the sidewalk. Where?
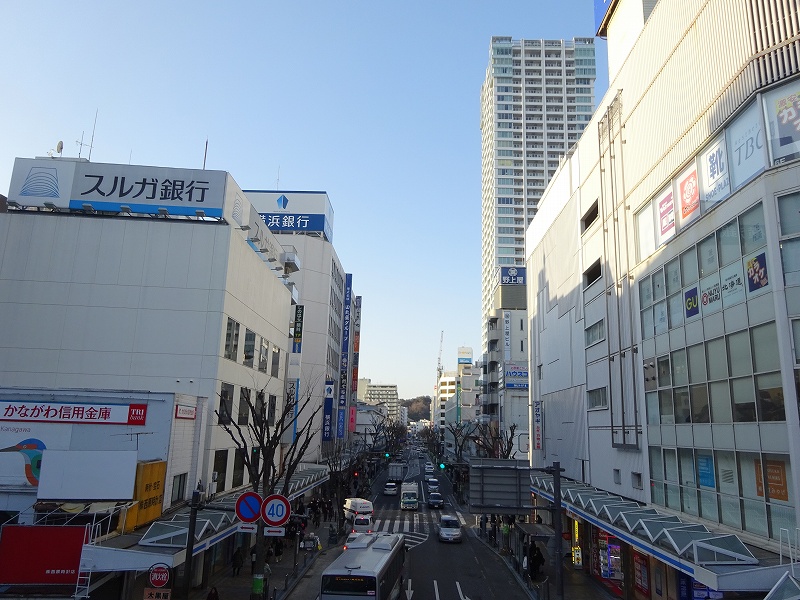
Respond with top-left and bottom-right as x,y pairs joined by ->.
189,523 -> 343,600
472,525 -> 618,600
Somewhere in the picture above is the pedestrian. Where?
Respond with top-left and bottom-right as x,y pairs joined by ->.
231,547 -> 244,576
313,508 -> 321,528
274,539 -> 284,563
480,514 -> 487,537
321,499 -> 329,522
532,545 -> 545,579
250,547 -> 257,573
206,586 -> 219,600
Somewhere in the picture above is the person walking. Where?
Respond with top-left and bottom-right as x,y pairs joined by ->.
274,539 -> 284,563
231,548 -> 244,576
206,586 -> 219,600
532,545 -> 545,579
250,547 -> 257,573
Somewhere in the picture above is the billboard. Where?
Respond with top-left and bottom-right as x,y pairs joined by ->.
8,158 -> 226,217
0,525 -> 88,585
123,460 -> 167,529
764,79 -> 800,165
252,191 -> 334,242
292,305 -> 305,353
37,450 -> 138,500
0,400 -> 147,426
322,381 -> 334,442
457,347 -> 473,365
500,267 -> 526,285
338,275 -> 353,438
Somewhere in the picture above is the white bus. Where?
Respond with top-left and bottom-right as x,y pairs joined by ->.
320,533 -> 406,599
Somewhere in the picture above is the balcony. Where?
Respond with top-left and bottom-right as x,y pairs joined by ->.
281,245 -> 301,274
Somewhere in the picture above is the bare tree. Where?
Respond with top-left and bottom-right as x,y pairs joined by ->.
215,376 -> 322,590
473,422 -> 518,459
384,421 -> 407,454
445,420 -> 478,463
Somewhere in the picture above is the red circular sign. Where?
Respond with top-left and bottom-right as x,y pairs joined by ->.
149,564 -> 170,588
236,491 -> 263,523
261,494 -> 291,527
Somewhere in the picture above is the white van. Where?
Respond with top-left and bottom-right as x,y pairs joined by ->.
351,514 -> 374,533
343,498 -> 374,522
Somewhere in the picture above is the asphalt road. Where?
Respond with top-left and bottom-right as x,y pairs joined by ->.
367,451 -> 530,600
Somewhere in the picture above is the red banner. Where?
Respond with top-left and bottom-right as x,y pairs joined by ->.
0,525 -> 87,585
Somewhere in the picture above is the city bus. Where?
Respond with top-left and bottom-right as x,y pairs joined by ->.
320,533 -> 406,599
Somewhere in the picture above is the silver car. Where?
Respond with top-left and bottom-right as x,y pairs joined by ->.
438,515 -> 463,543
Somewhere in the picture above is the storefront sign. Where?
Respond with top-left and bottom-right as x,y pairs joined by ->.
678,164 -> 700,228
684,287 -> 699,318
745,251 -> 769,295
720,262 -> 745,307
175,405 -> 196,420
700,134 -> 730,207
656,187 -> 675,246
755,459 -> 789,501
533,399 -> 542,450
0,400 -> 147,425
633,552 -> 649,594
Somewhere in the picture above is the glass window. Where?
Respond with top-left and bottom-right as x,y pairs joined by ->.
707,338 -> 728,380
671,349 -> 688,386
668,293 -> 684,328
224,318 -> 240,360
219,382 -> 234,425
688,344 -> 707,383
718,220 -> 741,266
641,307 -> 654,339
709,381 -> 732,423
268,394 -> 277,426
739,203 -> 766,254
644,359 -> 657,391
716,450 -> 741,526
782,239 -> 800,285
232,448 -> 246,488
742,498 -> 769,537
271,346 -> 281,377
698,234 -> 719,277
794,320 -> 800,363
751,322 -> 780,373
171,472 -> 187,505
654,300 -> 668,335
778,192 -> 800,235
243,330 -> 256,367
732,377 -> 757,421
681,247 -> 699,285
674,387 -> 691,423
699,490 -> 719,522
652,269 -> 666,301
587,387 -> 608,409
639,277 -> 653,308
238,387 -> 250,426
664,448 -> 679,482
728,330 -> 752,376
659,390 -> 674,424
679,448 -> 697,487
259,339 -> 269,372
637,204 -> 656,261
665,259 -> 681,295
650,446 -> 665,480
585,320 -> 605,346
690,384 -> 710,423
646,391 -> 660,425
756,373 -> 785,421
657,356 -> 671,387
213,450 -> 228,493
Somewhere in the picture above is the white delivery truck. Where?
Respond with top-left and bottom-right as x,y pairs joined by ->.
400,482 -> 419,511
387,462 -> 405,482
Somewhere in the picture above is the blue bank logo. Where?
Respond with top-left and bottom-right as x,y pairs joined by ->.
277,194 -> 289,209
19,167 -> 60,198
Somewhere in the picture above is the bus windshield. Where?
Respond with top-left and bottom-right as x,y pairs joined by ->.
321,574 -> 377,596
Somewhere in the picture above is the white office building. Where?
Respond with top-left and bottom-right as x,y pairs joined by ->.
526,0 -> 800,595
363,383 -> 400,422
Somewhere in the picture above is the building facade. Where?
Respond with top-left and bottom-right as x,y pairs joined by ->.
526,0 -> 800,594
363,383 -> 400,422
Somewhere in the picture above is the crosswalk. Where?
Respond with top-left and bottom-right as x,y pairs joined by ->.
371,508 -> 468,548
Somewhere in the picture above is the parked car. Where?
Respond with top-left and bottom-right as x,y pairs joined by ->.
438,515 -> 463,543
383,481 -> 398,496
427,492 -> 444,509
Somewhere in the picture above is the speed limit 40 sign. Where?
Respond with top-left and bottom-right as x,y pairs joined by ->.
260,494 -> 290,527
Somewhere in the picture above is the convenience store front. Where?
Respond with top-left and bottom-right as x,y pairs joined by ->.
531,474 -> 791,597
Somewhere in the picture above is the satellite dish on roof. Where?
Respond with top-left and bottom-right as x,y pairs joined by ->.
56,141 -> 63,155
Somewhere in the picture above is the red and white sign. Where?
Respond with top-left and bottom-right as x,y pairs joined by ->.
236,491 -> 263,523
175,405 -> 196,420
0,525 -> 88,585
148,563 -> 170,588
0,401 -> 148,425
261,494 -> 291,527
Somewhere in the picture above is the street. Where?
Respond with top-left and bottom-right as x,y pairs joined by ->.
368,452 -> 530,600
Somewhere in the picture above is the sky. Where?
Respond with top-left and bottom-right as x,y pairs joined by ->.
1,2 -> 607,400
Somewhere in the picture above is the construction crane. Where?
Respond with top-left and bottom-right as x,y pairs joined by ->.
436,330 -> 444,383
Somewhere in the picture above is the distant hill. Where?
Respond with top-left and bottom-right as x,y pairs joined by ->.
400,396 -> 432,421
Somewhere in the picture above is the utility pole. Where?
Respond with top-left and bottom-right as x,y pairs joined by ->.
181,490 -> 202,599
531,462 -> 566,599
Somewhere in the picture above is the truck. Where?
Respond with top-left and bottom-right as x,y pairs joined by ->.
387,462 -> 405,482
400,482 -> 419,511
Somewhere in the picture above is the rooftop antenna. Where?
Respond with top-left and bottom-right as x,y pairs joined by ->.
203,138 -> 208,169
276,165 -> 280,189
47,140 -> 64,158
87,109 -> 98,161
76,131 -> 91,158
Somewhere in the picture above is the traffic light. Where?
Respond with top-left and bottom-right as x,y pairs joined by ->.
353,471 -> 359,478
384,452 -> 390,458
439,463 -> 445,470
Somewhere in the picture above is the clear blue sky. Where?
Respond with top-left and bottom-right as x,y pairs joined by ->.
1,2 -> 607,399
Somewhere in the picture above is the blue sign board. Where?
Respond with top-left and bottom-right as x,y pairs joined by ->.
322,380 -> 334,442
697,455 -> 716,488
337,274 -> 353,438
260,212 -> 332,241
684,287 -> 699,318
500,266 -> 526,285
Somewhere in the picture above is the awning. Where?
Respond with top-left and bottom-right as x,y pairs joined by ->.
531,474 -> 791,592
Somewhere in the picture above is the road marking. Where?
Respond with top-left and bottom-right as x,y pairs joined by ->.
455,510 -> 466,525
433,580 -> 440,600
456,581 -> 471,600
406,578 -> 413,599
